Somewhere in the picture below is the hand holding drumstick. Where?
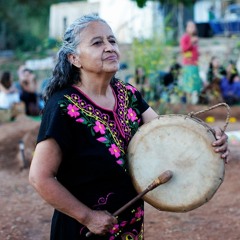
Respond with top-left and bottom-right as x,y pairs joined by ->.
86,170 -> 173,237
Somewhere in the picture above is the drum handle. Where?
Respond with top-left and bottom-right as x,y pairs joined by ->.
188,103 -> 230,132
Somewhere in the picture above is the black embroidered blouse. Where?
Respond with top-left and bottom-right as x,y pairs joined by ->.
37,78 -> 149,240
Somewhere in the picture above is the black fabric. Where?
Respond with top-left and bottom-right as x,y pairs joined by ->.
20,91 -> 40,116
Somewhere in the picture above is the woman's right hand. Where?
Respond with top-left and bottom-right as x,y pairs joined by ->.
191,36 -> 198,44
84,210 -> 118,235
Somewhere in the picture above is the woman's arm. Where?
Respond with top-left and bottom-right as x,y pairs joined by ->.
29,138 -> 117,235
142,107 -> 158,123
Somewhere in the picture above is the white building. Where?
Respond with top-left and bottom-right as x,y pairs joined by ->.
194,0 -> 224,23
49,1 -> 99,40
49,0 -> 163,43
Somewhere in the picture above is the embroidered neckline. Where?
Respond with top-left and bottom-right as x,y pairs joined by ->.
72,84 -> 117,112
61,80 -> 141,168
65,93 -> 126,154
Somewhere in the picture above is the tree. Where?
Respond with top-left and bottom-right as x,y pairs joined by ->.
0,0 -> 85,51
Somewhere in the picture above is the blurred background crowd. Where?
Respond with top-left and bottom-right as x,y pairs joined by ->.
1,0 -> 240,122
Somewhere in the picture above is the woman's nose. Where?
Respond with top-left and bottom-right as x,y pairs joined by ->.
104,42 -> 114,52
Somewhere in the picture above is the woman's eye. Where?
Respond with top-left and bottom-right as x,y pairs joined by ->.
93,41 -> 102,45
109,39 -> 117,44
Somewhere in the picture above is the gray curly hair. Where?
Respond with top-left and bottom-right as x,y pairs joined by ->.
43,13 -> 108,102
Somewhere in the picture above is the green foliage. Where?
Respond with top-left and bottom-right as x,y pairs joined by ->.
131,36 -> 174,76
132,38 -> 161,75
0,0 -> 85,51
42,38 -> 61,51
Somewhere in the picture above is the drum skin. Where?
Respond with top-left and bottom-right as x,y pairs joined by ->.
127,115 -> 225,212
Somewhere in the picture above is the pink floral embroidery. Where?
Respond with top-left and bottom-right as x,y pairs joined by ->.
76,118 -> 84,123
135,207 -> 144,219
116,159 -> 124,165
93,121 -> 106,134
110,224 -> 120,234
67,104 -> 80,118
130,218 -> 136,224
109,144 -> 121,158
97,137 -> 107,142
127,108 -> 137,122
93,192 -> 114,208
120,221 -> 128,227
126,85 -> 137,94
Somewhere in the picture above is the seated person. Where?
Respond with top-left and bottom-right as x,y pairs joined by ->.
163,63 -> 182,88
0,71 -> 20,109
200,56 -> 226,104
221,73 -> 240,105
160,63 -> 182,103
19,69 -> 41,116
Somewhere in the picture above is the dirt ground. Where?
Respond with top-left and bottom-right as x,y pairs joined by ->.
0,106 -> 239,240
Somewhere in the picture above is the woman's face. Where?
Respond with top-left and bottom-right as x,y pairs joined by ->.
74,21 -> 120,75
186,22 -> 196,35
212,58 -> 219,68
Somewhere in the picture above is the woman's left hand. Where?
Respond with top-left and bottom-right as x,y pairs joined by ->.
212,126 -> 230,164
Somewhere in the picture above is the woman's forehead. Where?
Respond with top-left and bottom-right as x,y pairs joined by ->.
79,21 -> 114,40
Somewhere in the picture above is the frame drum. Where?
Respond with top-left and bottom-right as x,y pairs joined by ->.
127,114 -> 225,212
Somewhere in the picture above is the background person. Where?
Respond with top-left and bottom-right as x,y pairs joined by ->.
220,60 -> 240,105
0,71 -> 20,110
200,56 -> 226,104
180,21 -> 203,104
29,14 -> 229,240
19,69 -> 41,116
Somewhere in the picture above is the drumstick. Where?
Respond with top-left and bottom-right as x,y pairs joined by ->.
86,170 -> 173,238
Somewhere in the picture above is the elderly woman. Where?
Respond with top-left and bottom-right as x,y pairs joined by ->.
29,14 -> 229,240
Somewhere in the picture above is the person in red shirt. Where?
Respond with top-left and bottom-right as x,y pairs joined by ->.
180,21 -> 203,104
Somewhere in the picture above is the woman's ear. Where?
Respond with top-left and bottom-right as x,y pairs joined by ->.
68,54 -> 81,68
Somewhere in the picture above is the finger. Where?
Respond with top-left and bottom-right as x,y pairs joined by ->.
213,127 -> 222,140
221,149 -> 230,164
223,156 -> 229,164
104,211 -> 118,224
214,142 -> 228,153
212,133 -> 228,146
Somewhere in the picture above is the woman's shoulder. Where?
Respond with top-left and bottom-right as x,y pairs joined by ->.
112,77 -> 139,93
45,86 -> 77,108
50,86 -> 77,98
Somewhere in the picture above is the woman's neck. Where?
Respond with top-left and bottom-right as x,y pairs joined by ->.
74,75 -> 116,111
75,74 -> 114,97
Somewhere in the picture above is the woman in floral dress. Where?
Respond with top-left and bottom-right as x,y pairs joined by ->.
29,14 -> 229,240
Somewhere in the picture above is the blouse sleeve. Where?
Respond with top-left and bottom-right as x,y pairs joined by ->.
37,93 -> 74,153
126,83 -> 149,114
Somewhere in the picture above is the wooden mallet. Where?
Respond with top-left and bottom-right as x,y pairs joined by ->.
86,170 -> 173,237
